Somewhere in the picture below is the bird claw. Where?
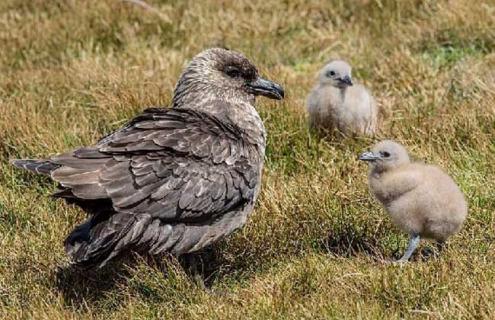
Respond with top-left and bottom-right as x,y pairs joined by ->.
392,259 -> 409,266
375,257 -> 408,266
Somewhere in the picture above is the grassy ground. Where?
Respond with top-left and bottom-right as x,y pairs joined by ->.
0,0 -> 494,318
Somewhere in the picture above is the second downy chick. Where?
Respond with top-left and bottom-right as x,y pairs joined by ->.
307,60 -> 378,136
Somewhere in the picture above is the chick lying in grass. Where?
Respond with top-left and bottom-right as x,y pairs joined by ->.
306,60 -> 378,136
359,140 -> 468,262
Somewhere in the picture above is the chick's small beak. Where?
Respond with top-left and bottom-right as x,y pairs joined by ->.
248,77 -> 285,100
358,151 -> 379,162
339,75 -> 353,86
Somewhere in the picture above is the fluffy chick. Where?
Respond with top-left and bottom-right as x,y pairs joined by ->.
307,60 -> 378,136
359,140 -> 468,262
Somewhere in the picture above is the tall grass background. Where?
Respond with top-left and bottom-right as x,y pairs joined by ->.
0,0 -> 494,318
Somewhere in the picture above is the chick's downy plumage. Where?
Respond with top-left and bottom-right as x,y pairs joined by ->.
307,60 -> 378,136
12,48 -> 284,268
359,140 -> 468,262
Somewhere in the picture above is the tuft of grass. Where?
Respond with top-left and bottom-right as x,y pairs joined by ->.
0,0 -> 494,319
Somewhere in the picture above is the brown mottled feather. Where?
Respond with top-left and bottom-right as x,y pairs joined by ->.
13,108 -> 260,268
10,48 -> 278,268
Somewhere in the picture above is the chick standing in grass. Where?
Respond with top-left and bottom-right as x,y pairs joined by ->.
359,140 -> 468,262
307,60 -> 378,136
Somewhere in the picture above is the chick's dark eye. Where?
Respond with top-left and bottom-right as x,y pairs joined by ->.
225,66 -> 242,78
326,70 -> 336,77
380,151 -> 391,158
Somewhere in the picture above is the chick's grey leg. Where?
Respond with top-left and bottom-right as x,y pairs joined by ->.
398,234 -> 420,262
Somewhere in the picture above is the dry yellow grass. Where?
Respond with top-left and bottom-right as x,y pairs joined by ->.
0,0 -> 494,319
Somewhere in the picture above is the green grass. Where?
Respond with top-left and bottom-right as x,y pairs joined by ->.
1,0 -> 494,318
